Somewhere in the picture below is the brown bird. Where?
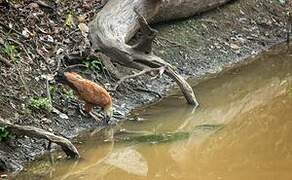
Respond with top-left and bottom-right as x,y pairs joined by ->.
55,71 -> 113,123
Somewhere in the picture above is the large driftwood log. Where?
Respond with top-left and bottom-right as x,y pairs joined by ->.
153,0 -> 232,23
89,0 -> 231,106
0,118 -> 80,159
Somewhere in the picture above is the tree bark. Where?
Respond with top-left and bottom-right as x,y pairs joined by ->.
89,0 -> 231,106
153,0 -> 232,23
0,118 -> 80,159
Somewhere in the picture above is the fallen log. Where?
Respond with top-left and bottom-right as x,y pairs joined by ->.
89,0 -> 232,106
0,118 -> 80,159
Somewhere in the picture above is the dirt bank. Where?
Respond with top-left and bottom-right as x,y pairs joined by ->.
0,0 -> 290,173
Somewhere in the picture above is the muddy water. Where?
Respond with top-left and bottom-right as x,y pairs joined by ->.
17,46 -> 292,180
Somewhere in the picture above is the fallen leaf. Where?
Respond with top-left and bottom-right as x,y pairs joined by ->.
78,23 -> 89,36
77,14 -> 87,23
65,13 -> 75,28
59,113 -> 69,119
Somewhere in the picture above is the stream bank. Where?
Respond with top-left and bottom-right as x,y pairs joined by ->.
0,0 -> 290,173
16,42 -> 292,180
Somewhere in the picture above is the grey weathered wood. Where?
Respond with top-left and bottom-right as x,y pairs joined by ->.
0,118 -> 80,159
89,0 -> 231,106
153,0 -> 232,23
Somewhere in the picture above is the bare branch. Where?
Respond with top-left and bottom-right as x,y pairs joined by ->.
113,66 -> 165,91
0,118 -> 80,159
0,54 -> 12,67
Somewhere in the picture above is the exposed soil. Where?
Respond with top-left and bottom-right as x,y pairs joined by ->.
0,0 -> 290,174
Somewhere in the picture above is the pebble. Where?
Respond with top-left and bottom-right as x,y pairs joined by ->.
0,174 -> 8,179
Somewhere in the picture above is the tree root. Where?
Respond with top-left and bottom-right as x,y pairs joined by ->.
89,0 -> 199,107
0,118 -> 80,159
113,66 -> 165,91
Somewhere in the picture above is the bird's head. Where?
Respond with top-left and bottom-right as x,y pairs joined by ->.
54,71 -> 68,84
103,105 -> 113,123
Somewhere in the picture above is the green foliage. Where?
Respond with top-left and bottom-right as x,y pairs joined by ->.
0,127 -> 10,142
64,13 -> 74,28
63,88 -> 75,99
49,85 -> 57,97
277,0 -> 286,4
85,59 -> 104,73
28,97 -> 52,112
3,42 -> 19,62
21,108 -> 32,116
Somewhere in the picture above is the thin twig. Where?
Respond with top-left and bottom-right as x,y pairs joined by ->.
0,22 -> 26,38
89,111 -> 102,122
46,75 -> 52,107
0,54 -> 12,67
63,64 -> 88,72
7,37 -> 33,62
157,36 -> 188,48
113,66 -> 166,91
15,65 -> 30,95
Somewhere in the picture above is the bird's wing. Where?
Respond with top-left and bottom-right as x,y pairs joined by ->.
64,72 -> 111,106
64,72 -> 88,95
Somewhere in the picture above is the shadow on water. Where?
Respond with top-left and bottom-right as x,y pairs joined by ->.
17,45 -> 292,180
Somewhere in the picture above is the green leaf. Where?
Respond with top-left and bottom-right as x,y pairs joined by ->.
28,97 -> 52,112
64,13 -> 74,28
0,127 -> 11,142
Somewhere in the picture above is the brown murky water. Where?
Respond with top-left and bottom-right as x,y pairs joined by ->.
17,45 -> 292,180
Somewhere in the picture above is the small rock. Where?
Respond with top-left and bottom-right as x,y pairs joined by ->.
230,43 -> 240,50
59,113 -> 69,119
57,155 -> 63,160
52,108 -> 61,114
0,174 -> 8,179
201,24 -> 208,30
41,74 -> 54,81
22,28 -> 32,38
56,48 -> 64,55
41,118 -> 52,124
46,35 -> 54,43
